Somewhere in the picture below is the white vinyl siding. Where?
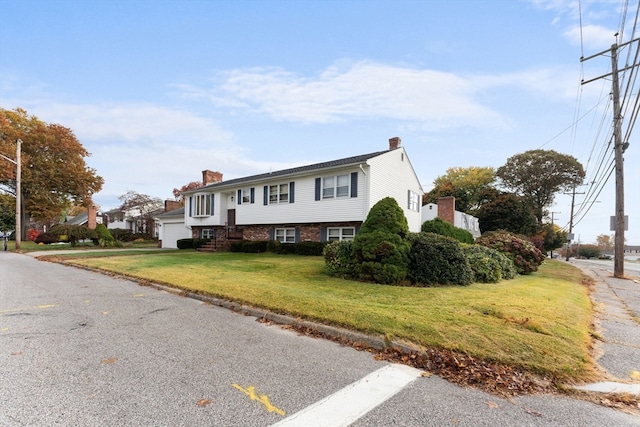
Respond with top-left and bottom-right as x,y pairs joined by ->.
367,148 -> 423,232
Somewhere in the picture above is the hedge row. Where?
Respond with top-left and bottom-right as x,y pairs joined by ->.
229,240 -> 325,256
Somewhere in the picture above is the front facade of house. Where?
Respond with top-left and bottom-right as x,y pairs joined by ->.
179,138 -> 423,249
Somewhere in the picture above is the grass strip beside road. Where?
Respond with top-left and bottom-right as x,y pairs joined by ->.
63,251 -> 594,381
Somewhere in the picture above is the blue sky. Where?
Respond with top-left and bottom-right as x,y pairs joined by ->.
1,0 -> 638,245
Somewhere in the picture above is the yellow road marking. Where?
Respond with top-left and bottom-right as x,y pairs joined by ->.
232,384 -> 285,416
0,304 -> 57,315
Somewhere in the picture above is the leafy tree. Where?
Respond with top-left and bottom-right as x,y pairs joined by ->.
423,166 -> 496,214
535,223 -> 567,253
351,197 -> 410,284
118,191 -> 162,235
496,150 -> 585,225
0,108 -> 104,233
173,181 -> 203,203
475,192 -> 537,235
596,234 -> 614,251
0,193 -> 15,232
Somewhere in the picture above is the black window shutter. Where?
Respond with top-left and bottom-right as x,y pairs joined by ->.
269,227 -> 274,240
188,197 -> 192,217
263,186 -> 268,205
407,190 -> 411,209
315,178 -> 321,201
250,188 -> 255,204
237,189 -> 242,205
289,182 -> 295,203
295,227 -> 300,243
351,172 -> 358,197
211,194 -> 215,214
320,227 -> 327,242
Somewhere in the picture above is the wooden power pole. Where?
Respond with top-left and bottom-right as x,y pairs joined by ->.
581,37 -> 638,278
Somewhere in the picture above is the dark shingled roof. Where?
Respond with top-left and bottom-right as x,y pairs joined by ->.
193,149 -> 389,192
155,207 -> 185,217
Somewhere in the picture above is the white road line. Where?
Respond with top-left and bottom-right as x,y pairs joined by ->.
272,364 -> 423,427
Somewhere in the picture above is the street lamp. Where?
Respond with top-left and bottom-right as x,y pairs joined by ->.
0,139 -> 21,250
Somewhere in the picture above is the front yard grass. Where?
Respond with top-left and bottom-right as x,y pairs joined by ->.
57,251 -> 595,382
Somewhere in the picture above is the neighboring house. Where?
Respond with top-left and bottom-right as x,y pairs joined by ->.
65,206 -> 98,229
421,196 -> 481,239
102,207 -> 162,237
165,137 -> 423,250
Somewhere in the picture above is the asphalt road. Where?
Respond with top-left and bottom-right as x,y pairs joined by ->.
1,251 -> 638,426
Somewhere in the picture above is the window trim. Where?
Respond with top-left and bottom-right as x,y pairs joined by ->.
190,193 -> 214,217
327,227 -> 356,241
274,227 -> 296,243
408,190 -> 420,212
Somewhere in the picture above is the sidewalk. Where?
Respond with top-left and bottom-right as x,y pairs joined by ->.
569,260 -> 640,394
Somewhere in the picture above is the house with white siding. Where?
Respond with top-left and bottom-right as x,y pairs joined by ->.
158,137 -> 423,250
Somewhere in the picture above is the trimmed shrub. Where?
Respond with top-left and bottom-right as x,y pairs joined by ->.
476,230 -> 545,275
110,228 -> 135,242
295,241 -> 325,256
421,217 -> 474,244
578,244 -> 601,259
323,240 -> 357,279
230,240 -> 268,253
177,238 -> 206,250
352,197 -> 411,284
266,240 -> 281,253
50,224 -> 97,247
464,244 -> 517,281
34,232 -> 58,244
407,232 -> 473,286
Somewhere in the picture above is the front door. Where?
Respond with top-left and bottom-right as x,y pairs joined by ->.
227,209 -> 236,227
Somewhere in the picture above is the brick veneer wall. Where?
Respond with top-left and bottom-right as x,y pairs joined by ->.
192,222 -> 361,243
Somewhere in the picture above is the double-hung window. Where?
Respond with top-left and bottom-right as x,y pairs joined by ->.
327,227 -> 355,241
322,174 -> 349,199
275,228 -> 295,243
270,184 -> 289,203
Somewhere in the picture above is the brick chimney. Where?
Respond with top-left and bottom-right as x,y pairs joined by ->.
389,137 -> 401,150
437,196 -> 455,225
202,170 -> 223,185
164,200 -> 182,212
87,205 -> 97,230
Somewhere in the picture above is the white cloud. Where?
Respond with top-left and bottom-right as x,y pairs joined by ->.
564,24 -> 618,49
188,61 -> 520,129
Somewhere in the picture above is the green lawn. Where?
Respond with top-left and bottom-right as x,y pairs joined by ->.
55,250 -> 595,381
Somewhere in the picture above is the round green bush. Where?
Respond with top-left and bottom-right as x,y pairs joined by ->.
407,232 -> 473,286
353,231 -> 410,284
421,217 -> 474,244
324,240 -> 357,279
352,197 -> 411,284
476,230 -> 545,275
464,244 -> 517,281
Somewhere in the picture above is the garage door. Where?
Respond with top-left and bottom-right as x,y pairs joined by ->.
162,222 -> 191,249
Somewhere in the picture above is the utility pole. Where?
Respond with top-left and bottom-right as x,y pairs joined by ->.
550,211 -> 560,258
581,37 -> 638,278
0,139 -> 21,250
